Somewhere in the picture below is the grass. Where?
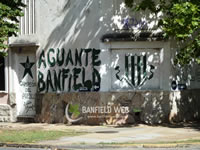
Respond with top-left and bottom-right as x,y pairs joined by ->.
0,129 -> 87,144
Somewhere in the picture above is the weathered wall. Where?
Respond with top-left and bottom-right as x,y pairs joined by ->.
0,92 -> 17,122
0,93 -> 10,122
35,90 -> 200,125
7,48 -> 37,118
5,0 -> 200,124
169,39 -> 200,90
37,42 -> 168,93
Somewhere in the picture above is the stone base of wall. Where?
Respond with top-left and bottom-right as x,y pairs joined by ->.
9,93 -> 17,122
35,90 -> 200,125
0,93 -> 11,122
0,104 -> 11,122
0,93 -> 17,122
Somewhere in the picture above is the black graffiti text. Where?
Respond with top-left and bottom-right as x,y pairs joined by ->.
38,48 -> 101,92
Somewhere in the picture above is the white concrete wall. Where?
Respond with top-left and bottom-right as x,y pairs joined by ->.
100,41 -> 171,91
170,39 -> 200,90
9,0 -> 199,93
8,47 -> 37,117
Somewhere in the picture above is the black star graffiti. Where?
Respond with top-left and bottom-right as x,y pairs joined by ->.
20,56 -> 35,79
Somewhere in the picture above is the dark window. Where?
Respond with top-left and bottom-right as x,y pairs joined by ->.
0,56 -> 5,91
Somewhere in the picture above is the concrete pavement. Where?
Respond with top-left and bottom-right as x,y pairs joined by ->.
37,124 -> 200,146
1,122 -> 200,149
2,147 -> 200,150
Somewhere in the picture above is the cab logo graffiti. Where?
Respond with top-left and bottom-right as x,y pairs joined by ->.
20,56 -> 35,79
115,54 -> 155,88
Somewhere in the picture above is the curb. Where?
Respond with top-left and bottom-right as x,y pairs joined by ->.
1,142 -> 200,149
0,143 -> 50,149
111,142 -> 200,148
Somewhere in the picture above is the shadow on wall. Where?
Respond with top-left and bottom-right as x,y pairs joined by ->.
42,0 -> 161,50
141,90 -> 200,125
169,89 -> 200,123
35,89 -> 200,125
111,0 -> 161,32
43,0 -> 103,51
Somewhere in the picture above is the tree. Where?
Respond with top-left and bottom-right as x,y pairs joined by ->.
0,0 -> 25,57
124,0 -> 200,65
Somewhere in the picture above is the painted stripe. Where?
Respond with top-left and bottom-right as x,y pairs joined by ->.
125,54 -> 129,78
143,54 -> 147,77
131,55 -> 135,86
137,55 -> 141,86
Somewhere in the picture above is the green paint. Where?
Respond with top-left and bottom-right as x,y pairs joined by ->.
116,53 -> 155,88
37,48 -> 102,92
54,69 -> 61,91
92,49 -> 101,66
38,71 -> 45,92
47,48 -> 56,67
143,55 -> 147,77
82,67 -> 92,91
75,49 -> 83,66
125,54 -> 129,78
62,69 -> 70,91
115,66 -> 121,81
20,56 -> 35,79
149,65 -> 155,79
38,50 -> 46,69
46,70 -> 55,92
73,68 -> 82,90
57,48 -> 65,66
84,49 -> 92,66
68,74 -> 72,92
137,56 -> 141,86
65,49 -> 74,66
133,108 -> 142,113
93,68 -> 101,91
131,55 -> 135,86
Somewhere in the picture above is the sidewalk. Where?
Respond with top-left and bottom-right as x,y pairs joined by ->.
1,122 -> 200,148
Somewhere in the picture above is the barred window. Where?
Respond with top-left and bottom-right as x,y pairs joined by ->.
19,0 -> 36,35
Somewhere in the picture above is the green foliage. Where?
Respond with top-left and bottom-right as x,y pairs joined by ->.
0,0 -> 25,56
125,0 -> 200,65
69,104 -> 80,118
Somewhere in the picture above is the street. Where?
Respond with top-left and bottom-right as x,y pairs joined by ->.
1,145 -> 200,150
0,148 -> 49,150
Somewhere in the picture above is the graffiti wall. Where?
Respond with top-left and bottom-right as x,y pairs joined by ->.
37,48 -> 101,92
37,48 -> 162,92
111,49 -> 160,90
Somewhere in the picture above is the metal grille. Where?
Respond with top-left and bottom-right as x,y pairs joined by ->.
19,0 -> 36,35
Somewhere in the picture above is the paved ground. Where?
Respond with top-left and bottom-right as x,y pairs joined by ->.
39,125 -> 200,145
0,148 -> 49,150
35,123 -> 200,145
1,146 -> 200,150
1,122 -> 200,149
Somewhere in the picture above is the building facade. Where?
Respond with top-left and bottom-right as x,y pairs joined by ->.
0,0 -> 200,124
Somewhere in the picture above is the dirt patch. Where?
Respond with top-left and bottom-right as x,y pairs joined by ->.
0,123 -> 87,132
